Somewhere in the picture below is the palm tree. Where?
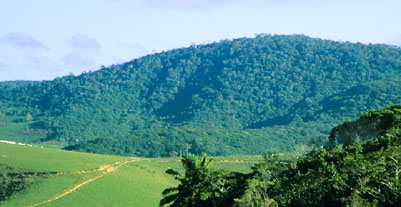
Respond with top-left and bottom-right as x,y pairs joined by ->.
160,153 -> 214,207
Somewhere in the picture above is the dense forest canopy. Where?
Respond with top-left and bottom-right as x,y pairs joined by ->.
0,34 -> 400,157
161,105 -> 401,206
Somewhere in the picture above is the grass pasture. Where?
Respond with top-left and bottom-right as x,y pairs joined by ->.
39,161 -> 179,207
0,143 -> 128,172
3,173 -> 103,207
0,143 -> 262,207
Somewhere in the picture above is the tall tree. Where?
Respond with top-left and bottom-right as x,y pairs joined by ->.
160,153 -> 214,207
160,153 -> 248,207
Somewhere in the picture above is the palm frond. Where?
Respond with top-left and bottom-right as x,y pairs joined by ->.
159,193 -> 178,207
162,187 -> 178,196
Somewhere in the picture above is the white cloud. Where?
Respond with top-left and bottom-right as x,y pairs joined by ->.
1,32 -> 48,49
68,34 -> 102,51
61,53 -> 95,70
27,56 -> 59,72
0,56 -> 60,81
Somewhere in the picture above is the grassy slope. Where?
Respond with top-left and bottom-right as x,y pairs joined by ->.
0,121 -> 45,144
0,143 -> 127,172
1,143 -> 260,207
39,161 -> 179,207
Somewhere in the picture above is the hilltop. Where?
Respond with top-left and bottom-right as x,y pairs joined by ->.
1,34 -> 401,157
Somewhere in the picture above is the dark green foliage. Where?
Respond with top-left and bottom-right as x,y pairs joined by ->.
0,164 -> 50,203
329,105 -> 401,146
160,106 -> 401,206
1,35 -> 401,156
259,134 -> 401,206
64,126 -> 325,157
160,153 -> 248,207
239,106 -> 401,207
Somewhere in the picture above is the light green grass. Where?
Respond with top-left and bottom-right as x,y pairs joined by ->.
0,143 -> 129,172
2,172 -> 102,207
40,161 -> 179,207
212,155 -> 263,173
1,143 -> 264,207
37,158 -> 260,207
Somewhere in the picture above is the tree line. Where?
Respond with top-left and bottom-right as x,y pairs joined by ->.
161,106 -> 401,206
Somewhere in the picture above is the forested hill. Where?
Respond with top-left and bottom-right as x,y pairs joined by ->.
157,106 -> 401,207
1,35 -> 401,157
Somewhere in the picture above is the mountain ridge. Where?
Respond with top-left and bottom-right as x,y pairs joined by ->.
1,34 -> 400,156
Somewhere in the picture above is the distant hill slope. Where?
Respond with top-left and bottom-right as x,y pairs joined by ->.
1,34 -> 401,156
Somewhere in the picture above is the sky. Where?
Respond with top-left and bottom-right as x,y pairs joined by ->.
0,0 -> 400,81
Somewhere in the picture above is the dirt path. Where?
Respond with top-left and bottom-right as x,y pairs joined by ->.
29,158 -> 142,207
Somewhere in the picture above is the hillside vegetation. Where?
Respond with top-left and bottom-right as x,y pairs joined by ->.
161,105 -> 401,206
1,35 -> 401,156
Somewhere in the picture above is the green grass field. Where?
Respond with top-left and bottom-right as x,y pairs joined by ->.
0,143 -> 263,207
0,143 -> 128,172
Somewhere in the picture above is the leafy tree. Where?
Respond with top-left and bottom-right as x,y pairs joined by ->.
160,153 -> 248,207
160,153 -> 215,206
160,106 -> 401,207
247,106 -> 401,207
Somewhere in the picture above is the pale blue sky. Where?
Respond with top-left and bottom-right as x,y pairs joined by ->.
0,0 -> 400,81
